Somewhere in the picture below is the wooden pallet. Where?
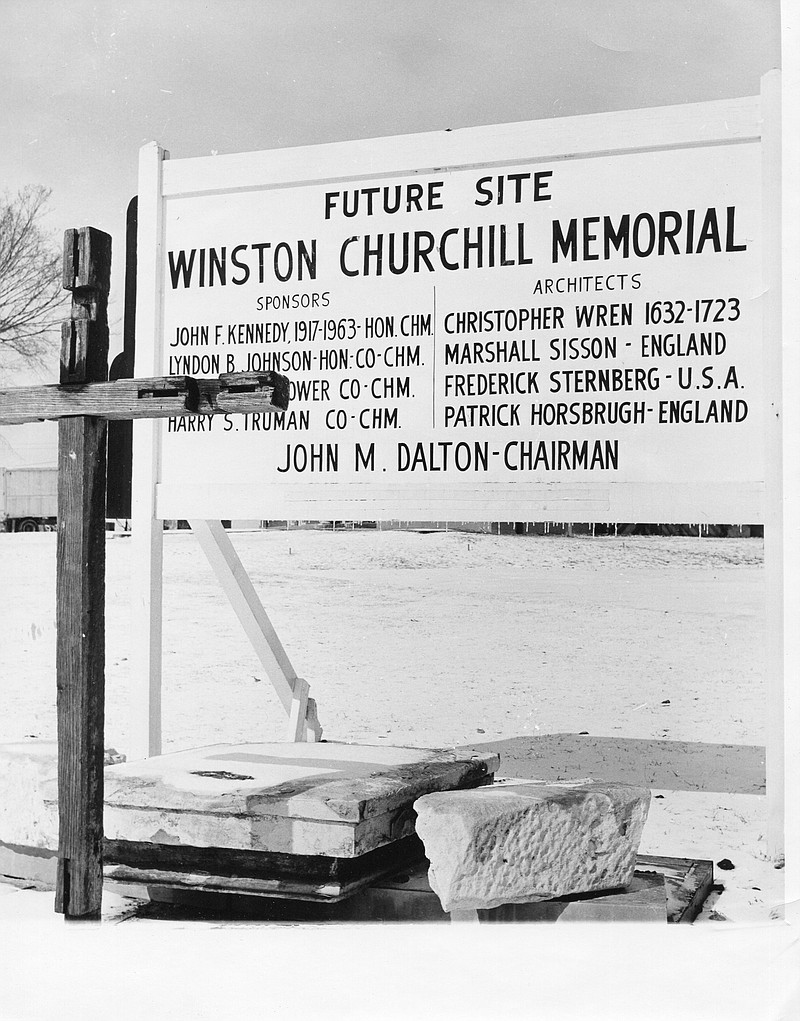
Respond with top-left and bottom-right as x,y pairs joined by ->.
635,854 -> 715,923
105,852 -> 714,924
339,868 -> 670,923
334,854 -> 713,923
103,833 -> 427,903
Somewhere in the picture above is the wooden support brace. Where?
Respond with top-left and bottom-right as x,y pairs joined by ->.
189,519 -> 322,742
305,696 -> 322,742
55,227 -> 111,919
286,677 -> 310,742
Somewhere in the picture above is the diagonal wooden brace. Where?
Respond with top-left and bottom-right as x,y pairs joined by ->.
189,519 -> 322,742
286,678 -> 310,742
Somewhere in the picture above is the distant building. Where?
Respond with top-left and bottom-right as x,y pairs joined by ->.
0,422 -> 58,471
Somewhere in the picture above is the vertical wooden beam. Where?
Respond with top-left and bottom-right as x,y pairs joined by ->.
55,227 -> 111,919
130,143 -> 168,759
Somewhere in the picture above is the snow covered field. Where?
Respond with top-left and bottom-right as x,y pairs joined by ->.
0,529 -> 777,925
1,529 -> 767,746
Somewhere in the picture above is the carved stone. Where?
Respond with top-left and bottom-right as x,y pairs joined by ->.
413,778 -> 650,912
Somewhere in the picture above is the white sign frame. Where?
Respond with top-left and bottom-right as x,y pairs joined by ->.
140,90 -> 767,525
130,73 -> 784,869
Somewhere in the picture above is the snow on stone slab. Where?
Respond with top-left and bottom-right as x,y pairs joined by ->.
97,743 -> 499,858
0,742 -> 59,849
413,778 -> 651,913
0,741 -> 127,852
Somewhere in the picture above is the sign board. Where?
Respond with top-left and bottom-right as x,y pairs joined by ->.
130,80 -> 785,873
137,96 -> 766,522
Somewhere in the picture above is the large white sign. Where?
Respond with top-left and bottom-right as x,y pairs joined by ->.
140,97 -> 766,521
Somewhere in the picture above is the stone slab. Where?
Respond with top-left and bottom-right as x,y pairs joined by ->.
0,843 -> 58,889
338,866 -> 667,923
104,863 -> 670,923
0,742 -> 59,850
0,741 -> 127,855
53,742 -> 498,858
413,777 -> 650,912
0,741 -> 121,889
98,854 -> 712,923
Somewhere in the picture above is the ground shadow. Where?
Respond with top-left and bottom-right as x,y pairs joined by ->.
456,734 -> 765,794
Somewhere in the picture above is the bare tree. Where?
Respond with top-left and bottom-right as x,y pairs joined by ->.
0,186 -> 67,369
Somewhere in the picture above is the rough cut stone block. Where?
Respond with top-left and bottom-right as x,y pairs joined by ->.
0,742 -> 59,850
0,741 -> 129,889
413,778 -> 650,912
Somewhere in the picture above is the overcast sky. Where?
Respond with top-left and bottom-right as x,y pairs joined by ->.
0,0 -> 781,371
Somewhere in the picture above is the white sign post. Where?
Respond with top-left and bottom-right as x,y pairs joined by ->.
131,73 -> 783,861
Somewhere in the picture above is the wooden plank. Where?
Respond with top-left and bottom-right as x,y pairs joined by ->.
187,522 -> 322,739
103,833 -> 424,882
0,372 -> 289,426
55,227 -> 111,919
105,867 -> 349,901
103,833 -> 426,903
286,677 -> 311,742
130,142 -> 168,760
109,857 -> 670,921
188,519 -> 305,722
63,225 -> 113,295
635,854 -> 714,923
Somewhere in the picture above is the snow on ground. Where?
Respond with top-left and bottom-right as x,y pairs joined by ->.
0,529 -> 780,924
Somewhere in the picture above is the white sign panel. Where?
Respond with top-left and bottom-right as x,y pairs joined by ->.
141,99 -> 765,521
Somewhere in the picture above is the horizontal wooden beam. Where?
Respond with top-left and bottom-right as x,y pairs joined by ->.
0,371 -> 289,425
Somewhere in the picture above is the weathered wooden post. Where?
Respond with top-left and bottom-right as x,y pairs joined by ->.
0,223 -> 302,918
55,227 -> 111,919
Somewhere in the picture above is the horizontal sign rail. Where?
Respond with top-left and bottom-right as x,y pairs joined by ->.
162,96 -> 762,199
0,371 -> 289,425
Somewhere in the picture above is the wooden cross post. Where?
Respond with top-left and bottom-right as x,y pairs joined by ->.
55,227 -> 111,919
0,226 -> 296,919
